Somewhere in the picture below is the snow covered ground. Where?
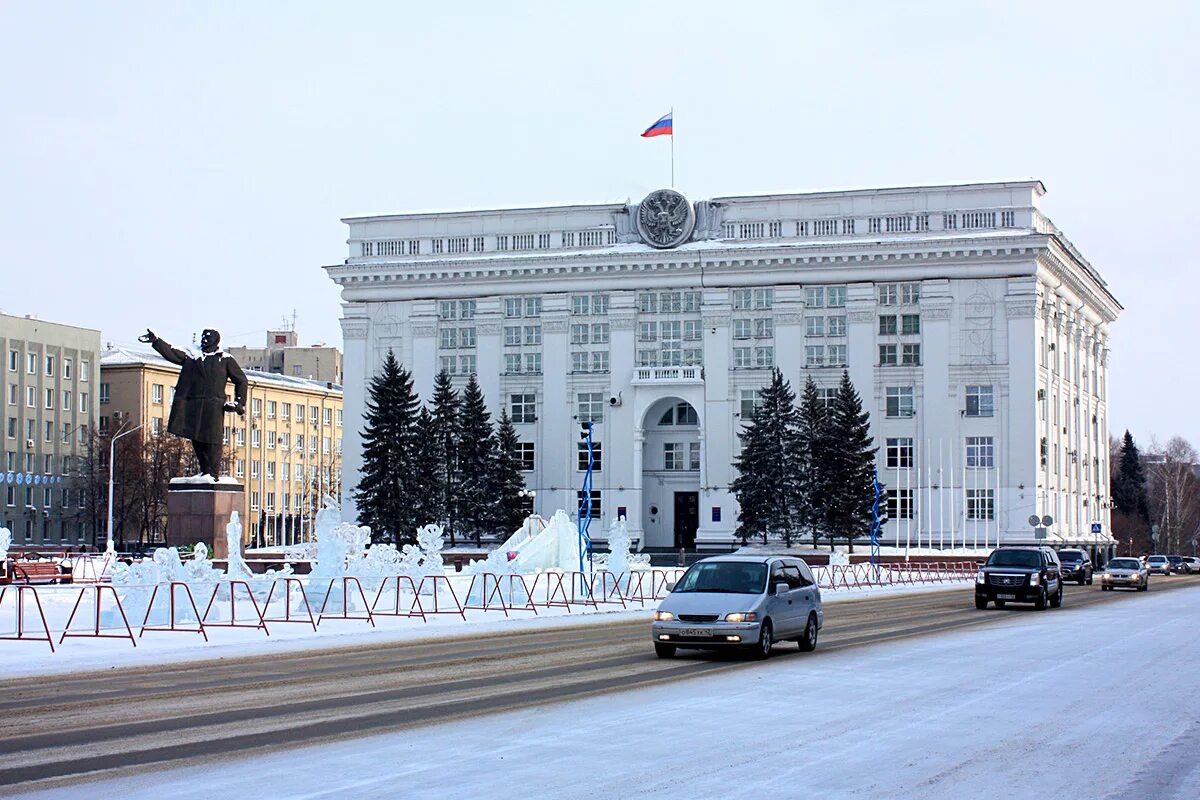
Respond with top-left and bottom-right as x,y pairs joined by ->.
21,583 -> 1200,799
0,579 -> 966,678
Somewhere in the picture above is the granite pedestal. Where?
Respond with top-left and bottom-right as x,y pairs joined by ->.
166,481 -> 244,560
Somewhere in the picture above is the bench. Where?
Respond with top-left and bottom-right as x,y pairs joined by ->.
12,561 -> 72,585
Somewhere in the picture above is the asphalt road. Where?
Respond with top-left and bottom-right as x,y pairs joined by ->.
3,575 -> 1197,793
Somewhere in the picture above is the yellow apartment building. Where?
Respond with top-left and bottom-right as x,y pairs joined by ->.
100,345 -> 343,547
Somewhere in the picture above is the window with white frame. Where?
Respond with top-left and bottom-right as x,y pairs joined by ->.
879,315 -> 898,335
805,346 -> 824,367
827,316 -> 846,337
577,393 -> 604,422
754,318 -> 773,339
827,286 -> 847,308
828,344 -> 847,366
878,284 -> 898,306
887,488 -> 914,519
886,386 -> 914,417
739,388 -> 763,418
901,344 -> 921,365
754,347 -> 774,368
570,324 -> 589,345
966,436 -> 995,468
577,441 -> 602,471
576,490 -> 602,519
965,385 -> 994,417
663,442 -> 685,471
510,394 -> 536,424
504,326 -> 521,346
900,283 -> 920,304
732,319 -> 751,340
886,437 -> 914,468
733,347 -> 752,368
732,289 -> 751,310
901,314 -> 921,335
638,292 -> 658,313
966,488 -> 995,520
516,442 -> 535,471
879,344 -> 898,366
524,353 -> 542,373
523,325 -> 541,345
591,323 -> 610,344
805,317 -> 824,337
805,287 -> 824,307
753,288 -> 773,309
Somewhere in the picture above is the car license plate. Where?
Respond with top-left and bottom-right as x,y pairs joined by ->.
678,627 -> 712,637
997,593 -> 1017,600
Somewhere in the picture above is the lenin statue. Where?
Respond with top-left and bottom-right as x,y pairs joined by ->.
138,328 -> 248,480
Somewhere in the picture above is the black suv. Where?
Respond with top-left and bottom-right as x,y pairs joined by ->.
975,547 -> 1063,610
1056,549 -> 1093,585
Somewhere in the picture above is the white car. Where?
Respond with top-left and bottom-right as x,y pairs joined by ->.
1100,558 -> 1149,592
1147,555 -> 1171,576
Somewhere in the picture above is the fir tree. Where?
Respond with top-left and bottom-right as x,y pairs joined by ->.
824,371 -> 877,553
491,409 -> 528,536
456,374 -> 497,545
731,368 -> 802,546
796,376 -> 834,548
1113,431 -> 1150,521
1112,430 -> 1152,553
428,370 -> 462,545
409,406 -> 442,533
353,351 -> 421,543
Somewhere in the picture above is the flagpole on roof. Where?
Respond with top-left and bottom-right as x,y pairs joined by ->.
670,106 -> 675,187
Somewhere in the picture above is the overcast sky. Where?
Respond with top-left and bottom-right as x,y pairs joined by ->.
2,1 -> 1196,447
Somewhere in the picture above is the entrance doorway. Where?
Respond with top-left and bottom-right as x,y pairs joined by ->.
674,492 -> 699,549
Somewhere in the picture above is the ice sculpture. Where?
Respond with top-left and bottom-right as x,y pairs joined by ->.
605,516 -> 632,577
0,526 -> 11,564
468,510 -> 583,574
225,511 -> 254,580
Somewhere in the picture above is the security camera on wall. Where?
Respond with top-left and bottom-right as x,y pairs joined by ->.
609,392 -> 622,407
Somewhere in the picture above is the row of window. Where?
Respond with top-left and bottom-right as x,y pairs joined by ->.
6,351 -> 90,381
884,436 -> 996,469
4,485 -> 84,509
3,450 -> 73,474
504,439 -> 699,474
359,229 -> 620,258
237,460 -> 325,482
886,488 -> 996,520
432,284 -> 921,325
724,211 -> 1017,242
248,399 -> 339,425
5,417 -> 89,443
4,385 -> 90,413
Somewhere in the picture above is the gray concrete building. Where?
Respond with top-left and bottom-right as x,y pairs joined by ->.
1,312 -> 101,544
228,330 -> 343,384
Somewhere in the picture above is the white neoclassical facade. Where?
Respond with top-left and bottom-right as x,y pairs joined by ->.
325,180 -> 1121,552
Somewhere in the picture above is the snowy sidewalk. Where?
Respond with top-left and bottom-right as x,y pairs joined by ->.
24,582 -> 1200,800
0,580 -> 967,679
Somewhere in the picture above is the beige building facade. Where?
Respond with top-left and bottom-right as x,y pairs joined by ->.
100,346 -> 343,547
227,330 -> 343,384
1,313 -> 101,545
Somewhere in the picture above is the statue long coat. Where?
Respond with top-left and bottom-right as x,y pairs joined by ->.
152,339 -> 248,445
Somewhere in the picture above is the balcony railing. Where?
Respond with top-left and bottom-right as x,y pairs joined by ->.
631,366 -> 704,385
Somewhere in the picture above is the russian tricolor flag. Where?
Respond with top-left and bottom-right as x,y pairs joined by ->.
641,112 -> 673,138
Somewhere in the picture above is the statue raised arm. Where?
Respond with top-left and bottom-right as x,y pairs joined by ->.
140,327 -> 248,480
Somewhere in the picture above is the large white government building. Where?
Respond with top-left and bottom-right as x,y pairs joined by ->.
325,180 -> 1121,553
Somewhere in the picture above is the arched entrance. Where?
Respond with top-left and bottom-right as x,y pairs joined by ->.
641,398 -> 702,549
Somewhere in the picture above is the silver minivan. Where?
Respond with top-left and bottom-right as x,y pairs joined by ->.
651,555 -> 823,659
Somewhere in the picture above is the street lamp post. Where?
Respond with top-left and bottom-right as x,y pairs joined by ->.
106,422 -> 145,554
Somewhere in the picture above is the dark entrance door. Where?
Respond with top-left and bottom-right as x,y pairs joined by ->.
674,491 -> 699,549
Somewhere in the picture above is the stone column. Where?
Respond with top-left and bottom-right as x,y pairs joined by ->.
338,309 -> 369,521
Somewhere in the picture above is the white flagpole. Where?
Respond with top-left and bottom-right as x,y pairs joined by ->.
670,106 -> 675,187
915,445 -> 922,551
995,450 -> 1001,548
967,447 -> 974,550
939,439 -> 945,551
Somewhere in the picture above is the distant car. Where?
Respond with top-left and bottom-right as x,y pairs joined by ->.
1147,555 -> 1172,576
1180,556 -> 1200,575
1166,555 -> 1185,574
652,555 -> 823,660
975,546 -> 1063,610
1100,557 -> 1150,592
1057,549 -> 1094,585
